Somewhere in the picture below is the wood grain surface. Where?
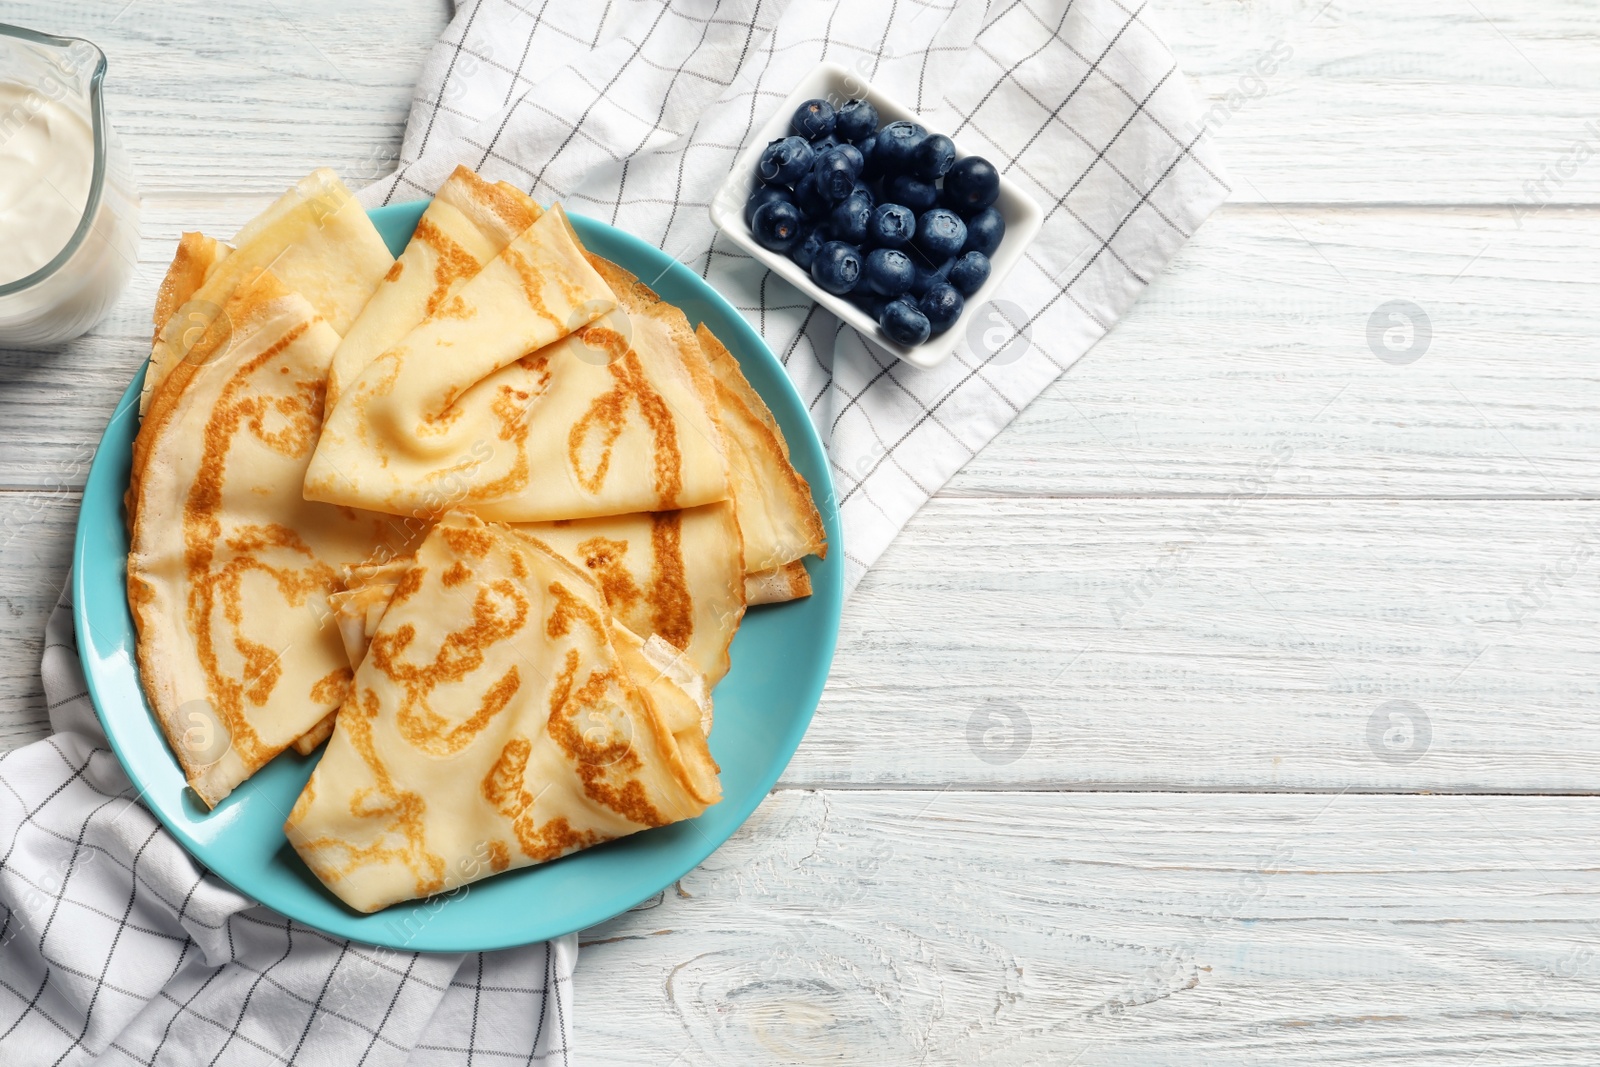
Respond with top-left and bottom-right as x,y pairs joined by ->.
2,0 -> 1597,1062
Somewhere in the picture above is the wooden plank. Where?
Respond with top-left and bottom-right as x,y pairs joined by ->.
1161,0 -> 1600,203
6,0 -> 444,194
577,789 -> 1600,1065
6,202 -> 1599,496
6,493 -> 1598,793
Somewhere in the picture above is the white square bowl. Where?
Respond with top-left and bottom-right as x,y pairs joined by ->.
709,61 -> 1044,370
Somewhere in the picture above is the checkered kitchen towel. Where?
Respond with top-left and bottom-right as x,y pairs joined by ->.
0,591 -> 575,1066
363,0 -> 1230,592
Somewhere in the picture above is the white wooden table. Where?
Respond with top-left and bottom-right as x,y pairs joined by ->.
5,1 -> 1599,1062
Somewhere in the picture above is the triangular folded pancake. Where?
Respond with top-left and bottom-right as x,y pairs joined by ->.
285,513 -> 720,913
327,166 -> 542,408
514,500 -> 745,683
306,207 -> 730,522
141,168 -> 394,413
694,323 -> 826,579
128,270 -> 411,806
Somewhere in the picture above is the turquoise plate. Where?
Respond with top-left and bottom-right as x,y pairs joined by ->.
73,204 -> 842,951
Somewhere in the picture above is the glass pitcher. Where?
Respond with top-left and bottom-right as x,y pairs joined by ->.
0,23 -> 139,348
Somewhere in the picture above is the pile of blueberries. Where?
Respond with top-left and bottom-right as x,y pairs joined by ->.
744,96 -> 1004,347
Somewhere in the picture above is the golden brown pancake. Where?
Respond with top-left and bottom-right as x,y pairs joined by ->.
306,208 -> 730,523
128,269 -> 413,807
327,166 -> 542,409
305,206 -> 731,522
285,513 -> 720,913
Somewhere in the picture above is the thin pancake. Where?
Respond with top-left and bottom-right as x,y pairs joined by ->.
128,269 -> 411,807
284,513 -> 720,913
306,207 -> 730,522
327,166 -> 542,409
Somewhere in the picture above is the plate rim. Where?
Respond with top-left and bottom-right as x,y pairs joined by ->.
72,203 -> 843,950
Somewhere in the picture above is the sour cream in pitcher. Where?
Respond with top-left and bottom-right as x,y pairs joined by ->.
0,26 -> 140,348
0,82 -> 96,285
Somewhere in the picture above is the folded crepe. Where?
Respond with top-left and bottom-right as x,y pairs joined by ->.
141,168 -> 394,414
327,166 -> 542,409
305,207 -> 731,522
285,513 -> 720,913
128,269 -> 412,806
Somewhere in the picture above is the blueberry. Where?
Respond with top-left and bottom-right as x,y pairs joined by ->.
908,256 -> 953,297
810,240 -> 862,295
875,120 -> 928,174
791,98 -> 836,140
941,155 -> 1000,216
792,172 -> 830,219
856,134 -> 881,179
867,203 -> 915,248
789,225 -> 825,272
947,250 -> 990,295
864,248 -> 914,297
751,199 -> 804,253
885,173 -> 938,213
813,147 -> 862,203
744,184 -> 793,227
962,206 -> 1005,256
809,134 -> 842,155
915,208 -> 967,260
880,297 -> 931,345
919,282 -> 963,334
911,133 -> 956,181
827,186 -> 875,244
757,136 -> 815,187
835,98 -> 880,142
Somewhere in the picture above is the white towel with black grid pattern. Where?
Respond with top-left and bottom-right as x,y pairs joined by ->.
0,591 -> 574,1066
362,0 -> 1229,592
